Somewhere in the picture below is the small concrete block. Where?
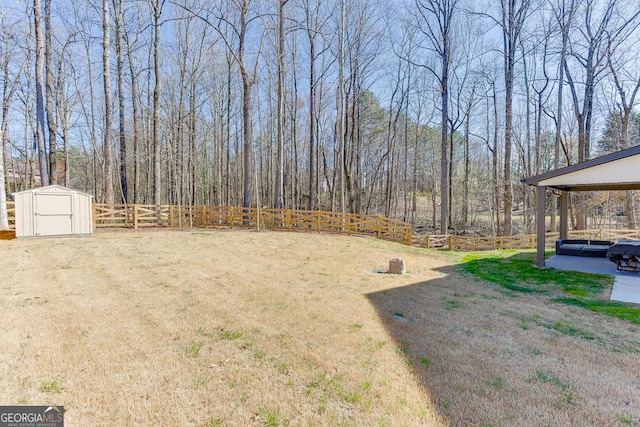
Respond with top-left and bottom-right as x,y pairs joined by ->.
388,258 -> 406,274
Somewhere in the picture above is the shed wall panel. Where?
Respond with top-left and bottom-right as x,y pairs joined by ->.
13,185 -> 93,238
14,192 -> 34,238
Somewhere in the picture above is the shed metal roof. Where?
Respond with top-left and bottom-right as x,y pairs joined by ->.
12,184 -> 93,198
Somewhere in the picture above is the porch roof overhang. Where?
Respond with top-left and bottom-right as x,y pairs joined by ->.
522,145 -> 640,192
522,145 -> 640,268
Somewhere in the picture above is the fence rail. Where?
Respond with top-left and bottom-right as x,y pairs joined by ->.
417,229 -> 640,251
91,203 -> 413,245
5,201 -> 640,249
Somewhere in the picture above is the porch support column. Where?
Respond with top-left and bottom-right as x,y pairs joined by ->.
536,185 -> 547,267
559,191 -> 569,239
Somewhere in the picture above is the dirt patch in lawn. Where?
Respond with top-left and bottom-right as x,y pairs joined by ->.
0,229 -> 638,426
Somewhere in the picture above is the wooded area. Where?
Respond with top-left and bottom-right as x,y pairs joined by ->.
1,0 -> 640,236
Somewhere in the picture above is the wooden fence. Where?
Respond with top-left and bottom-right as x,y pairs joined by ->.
418,229 -> 640,251
5,201 -> 640,249
91,203 -> 413,245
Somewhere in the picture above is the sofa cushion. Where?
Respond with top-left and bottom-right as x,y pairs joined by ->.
557,243 -> 585,256
580,245 -> 611,257
558,239 -> 589,245
589,240 -> 614,246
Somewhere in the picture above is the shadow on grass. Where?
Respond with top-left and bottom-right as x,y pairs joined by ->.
365,255 -> 640,425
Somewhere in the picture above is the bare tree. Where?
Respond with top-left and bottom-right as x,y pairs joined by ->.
102,0 -> 114,203
606,22 -> 640,228
563,0 -> 636,228
274,0 -> 289,209
44,0 -> 58,184
121,2 -> 145,203
0,21 -> 26,228
178,0 -> 261,208
499,0 -> 532,236
150,0 -> 165,205
549,0 -> 575,232
301,0 -> 331,210
34,0 -> 50,186
413,0 -> 461,234
113,0 -> 128,203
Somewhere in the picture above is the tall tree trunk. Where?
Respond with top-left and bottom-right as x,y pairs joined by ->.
123,21 -> 140,203
102,0 -> 114,203
462,84 -> 475,229
491,81 -> 501,236
152,0 -> 163,205
0,42 -> 24,227
34,0 -> 50,186
275,0 -> 288,209
44,0 -> 57,184
114,0 -> 128,203
551,0 -> 573,231
337,0 -> 346,213
440,43 -> 449,234
305,1 -> 317,210
500,0 -> 531,236
239,0 -> 253,209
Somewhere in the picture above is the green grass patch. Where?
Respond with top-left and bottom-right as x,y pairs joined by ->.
487,375 -> 503,389
39,380 -> 62,393
259,407 -> 289,427
446,299 -> 463,309
420,356 -> 430,369
530,371 -> 569,388
185,341 -> 204,358
616,414 -> 634,425
206,416 -> 225,427
553,298 -> 640,325
458,250 -> 640,325
550,321 -> 596,341
460,250 -> 611,297
219,330 -> 243,340
527,371 -> 576,405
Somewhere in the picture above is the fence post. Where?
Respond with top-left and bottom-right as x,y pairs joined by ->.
448,235 -> 453,250
92,203 -> 97,231
133,204 -> 138,229
425,235 -> 430,249
346,213 -> 351,235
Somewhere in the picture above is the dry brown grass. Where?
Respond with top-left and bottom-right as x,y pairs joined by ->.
0,229 -> 638,426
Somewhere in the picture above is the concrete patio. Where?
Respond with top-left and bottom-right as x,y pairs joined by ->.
546,255 -> 640,304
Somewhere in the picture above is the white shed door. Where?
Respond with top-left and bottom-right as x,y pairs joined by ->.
35,193 -> 73,236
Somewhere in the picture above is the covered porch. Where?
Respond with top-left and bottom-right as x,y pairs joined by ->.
523,145 -> 640,268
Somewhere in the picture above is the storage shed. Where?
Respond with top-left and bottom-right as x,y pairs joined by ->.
12,185 -> 93,238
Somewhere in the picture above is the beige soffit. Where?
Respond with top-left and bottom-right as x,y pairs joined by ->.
538,154 -> 640,188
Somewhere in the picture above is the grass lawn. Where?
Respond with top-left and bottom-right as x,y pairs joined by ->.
460,250 -> 640,324
1,231 -> 639,426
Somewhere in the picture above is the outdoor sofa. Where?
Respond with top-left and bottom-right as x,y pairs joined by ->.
555,239 -> 614,258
